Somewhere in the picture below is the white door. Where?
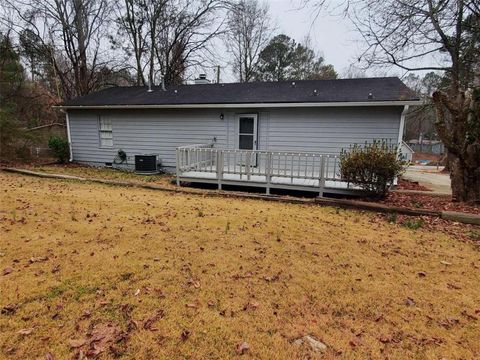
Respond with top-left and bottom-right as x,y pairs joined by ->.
238,114 -> 258,151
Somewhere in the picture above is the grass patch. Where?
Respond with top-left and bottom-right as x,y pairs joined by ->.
468,230 -> 480,241
402,218 -> 425,230
1,172 -> 479,359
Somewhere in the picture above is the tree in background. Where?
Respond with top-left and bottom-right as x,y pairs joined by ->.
224,0 -> 273,82
255,34 -> 337,81
305,0 -> 479,202
403,72 -> 446,142
1,0 -> 117,99
113,0 -> 225,86
0,32 -> 27,158
155,0 -> 224,86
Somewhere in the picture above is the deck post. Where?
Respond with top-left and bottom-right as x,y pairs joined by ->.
246,152 -> 251,181
319,155 -> 326,197
176,148 -> 180,186
216,150 -> 223,190
266,152 -> 272,194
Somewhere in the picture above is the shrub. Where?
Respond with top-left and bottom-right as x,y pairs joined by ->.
48,136 -> 70,163
340,140 -> 406,197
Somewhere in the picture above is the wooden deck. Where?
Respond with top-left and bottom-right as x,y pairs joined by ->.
176,144 -> 366,196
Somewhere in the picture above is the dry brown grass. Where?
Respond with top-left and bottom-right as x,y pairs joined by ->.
0,171 -> 479,359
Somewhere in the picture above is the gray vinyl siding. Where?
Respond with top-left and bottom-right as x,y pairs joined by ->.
68,109 -> 226,168
68,106 -> 402,170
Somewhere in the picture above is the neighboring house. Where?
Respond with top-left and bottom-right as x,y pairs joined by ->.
407,139 -> 445,154
59,77 -> 421,195
399,141 -> 414,162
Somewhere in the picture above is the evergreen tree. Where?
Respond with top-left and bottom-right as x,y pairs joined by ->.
255,34 -> 337,81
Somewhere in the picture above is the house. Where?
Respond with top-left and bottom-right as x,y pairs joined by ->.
59,77 -> 421,195
399,141 -> 414,162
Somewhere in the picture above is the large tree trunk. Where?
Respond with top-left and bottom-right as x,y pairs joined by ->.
449,154 -> 480,202
432,88 -> 480,203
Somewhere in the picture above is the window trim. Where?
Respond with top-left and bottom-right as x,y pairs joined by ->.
98,116 -> 113,148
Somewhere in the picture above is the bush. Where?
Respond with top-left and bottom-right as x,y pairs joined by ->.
340,140 -> 406,197
48,136 -> 70,163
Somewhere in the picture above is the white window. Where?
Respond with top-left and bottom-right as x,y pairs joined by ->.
99,117 -> 113,147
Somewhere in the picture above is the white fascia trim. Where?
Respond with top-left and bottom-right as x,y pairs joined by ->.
56,100 -> 423,110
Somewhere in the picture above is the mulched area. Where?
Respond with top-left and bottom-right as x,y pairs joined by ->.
373,213 -> 480,245
366,191 -> 479,244
396,178 -> 431,191
377,192 -> 480,215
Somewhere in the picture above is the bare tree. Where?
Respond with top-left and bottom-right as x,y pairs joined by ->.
155,0 -> 225,85
1,0 -> 115,99
114,0 -> 225,86
225,0 -> 272,82
304,0 -> 480,202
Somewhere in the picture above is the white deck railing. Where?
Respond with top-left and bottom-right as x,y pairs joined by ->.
176,144 -> 342,195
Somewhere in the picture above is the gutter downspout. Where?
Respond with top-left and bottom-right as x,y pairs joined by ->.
393,104 -> 409,187
65,110 -> 73,162
397,105 -> 409,154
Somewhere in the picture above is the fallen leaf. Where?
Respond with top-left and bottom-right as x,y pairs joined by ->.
181,330 -> 190,341
417,271 -> 426,277
1,303 -> 18,315
461,310 -> 478,321
3,267 -> 13,276
405,297 -> 416,306
143,309 -> 164,330
236,341 -> 250,355
440,260 -> 452,266
45,352 -> 55,360
378,336 -> 391,344
79,310 -> 91,320
293,335 -> 327,352
68,339 -> 86,348
447,283 -> 461,290
17,328 -> 33,335
85,323 -> 127,357
134,289 -> 140,296
243,301 -> 259,311
29,256 -> 48,264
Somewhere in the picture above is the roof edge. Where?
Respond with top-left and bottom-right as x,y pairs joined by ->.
56,100 -> 423,110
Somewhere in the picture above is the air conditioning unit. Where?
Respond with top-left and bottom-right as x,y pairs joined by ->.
134,154 -> 159,174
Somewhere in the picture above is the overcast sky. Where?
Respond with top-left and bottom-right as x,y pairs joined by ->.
269,0 -> 360,74
217,0 -> 376,82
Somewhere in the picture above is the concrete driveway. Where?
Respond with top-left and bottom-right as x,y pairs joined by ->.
402,165 -> 451,195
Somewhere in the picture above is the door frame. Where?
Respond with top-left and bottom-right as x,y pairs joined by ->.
237,113 -> 258,151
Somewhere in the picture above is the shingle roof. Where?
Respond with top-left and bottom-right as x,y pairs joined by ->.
62,77 -> 420,107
